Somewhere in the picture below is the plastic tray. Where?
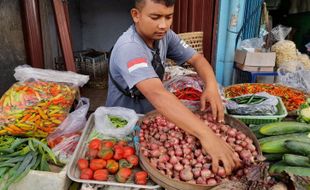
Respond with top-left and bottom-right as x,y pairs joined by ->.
67,114 -> 160,189
226,97 -> 288,125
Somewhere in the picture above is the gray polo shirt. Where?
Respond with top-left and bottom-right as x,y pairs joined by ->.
105,25 -> 196,114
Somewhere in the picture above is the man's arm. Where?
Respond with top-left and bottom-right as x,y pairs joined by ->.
136,78 -> 240,175
186,53 -> 224,122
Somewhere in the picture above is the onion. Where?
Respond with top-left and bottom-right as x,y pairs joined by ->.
247,144 -> 256,152
160,133 -> 167,142
168,150 -> 175,156
192,167 -> 201,178
240,150 -> 251,160
183,148 -> 191,155
174,162 -> 184,171
245,137 -> 253,144
241,141 -> 248,148
234,145 -> 243,152
206,178 -> 217,185
180,168 -> 194,181
217,166 -> 226,177
194,149 -> 202,157
181,158 -> 190,165
166,162 -> 173,170
158,155 -> 169,163
158,162 -> 166,170
227,128 -> 237,137
194,163 -> 203,168
201,168 -> 212,178
150,158 -> 158,168
190,159 -> 197,166
175,148 -> 183,157
169,156 -> 178,164
196,177 -> 206,184
151,149 -> 160,157
150,144 -> 159,150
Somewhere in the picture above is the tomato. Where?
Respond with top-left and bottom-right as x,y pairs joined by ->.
135,171 -> 148,181
117,140 -> 128,147
88,138 -> 102,150
115,168 -> 132,183
123,146 -> 135,158
93,169 -> 109,181
97,148 -> 114,160
113,146 -> 124,160
106,159 -> 119,174
102,140 -> 115,148
77,158 -> 89,170
135,179 -> 147,185
80,168 -> 93,180
90,159 -> 106,171
86,149 -> 98,160
119,159 -> 133,169
126,155 -> 139,167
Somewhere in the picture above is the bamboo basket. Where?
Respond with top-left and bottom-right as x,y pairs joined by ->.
137,111 -> 262,190
166,31 -> 203,66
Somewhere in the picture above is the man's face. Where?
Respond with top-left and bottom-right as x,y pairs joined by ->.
132,0 -> 174,41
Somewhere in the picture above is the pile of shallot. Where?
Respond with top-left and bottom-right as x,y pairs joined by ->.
139,112 -> 259,185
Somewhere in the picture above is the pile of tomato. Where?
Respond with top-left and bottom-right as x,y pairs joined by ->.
77,138 -> 148,185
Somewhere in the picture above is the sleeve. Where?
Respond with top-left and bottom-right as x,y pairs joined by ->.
112,42 -> 158,89
166,30 -> 197,66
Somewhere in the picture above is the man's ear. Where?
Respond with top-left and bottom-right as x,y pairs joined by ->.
131,8 -> 140,23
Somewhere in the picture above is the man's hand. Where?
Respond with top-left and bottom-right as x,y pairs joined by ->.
200,85 -> 224,122
199,130 -> 241,175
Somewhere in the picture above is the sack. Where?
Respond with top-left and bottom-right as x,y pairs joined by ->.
94,107 -> 138,139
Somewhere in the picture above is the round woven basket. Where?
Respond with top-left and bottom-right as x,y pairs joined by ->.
137,111 -> 262,190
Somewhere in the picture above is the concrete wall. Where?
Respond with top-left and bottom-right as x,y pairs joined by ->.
69,0 -> 134,52
0,0 -> 27,95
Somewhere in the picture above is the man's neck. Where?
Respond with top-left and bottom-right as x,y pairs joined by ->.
134,25 -> 155,49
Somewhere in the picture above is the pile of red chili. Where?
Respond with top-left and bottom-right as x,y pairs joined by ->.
173,87 -> 202,101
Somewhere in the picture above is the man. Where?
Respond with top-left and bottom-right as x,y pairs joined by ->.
106,0 -> 240,175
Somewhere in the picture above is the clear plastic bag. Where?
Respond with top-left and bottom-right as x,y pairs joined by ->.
226,92 -> 279,116
0,79 -> 78,137
240,38 -> 265,50
94,107 -> 138,139
14,64 -> 89,86
164,74 -> 204,110
277,63 -> 310,93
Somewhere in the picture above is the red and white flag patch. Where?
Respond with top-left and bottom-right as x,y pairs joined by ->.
127,57 -> 148,73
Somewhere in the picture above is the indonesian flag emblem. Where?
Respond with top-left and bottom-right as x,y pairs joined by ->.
127,57 -> 148,73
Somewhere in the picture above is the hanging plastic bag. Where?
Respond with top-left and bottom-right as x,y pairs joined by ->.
270,25 -> 298,66
94,107 -> 138,139
47,97 -> 90,164
226,92 -> 279,116
0,65 -> 89,137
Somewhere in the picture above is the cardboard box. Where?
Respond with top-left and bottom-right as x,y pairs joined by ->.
236,63 -> 275,72
234,49 -> 276,67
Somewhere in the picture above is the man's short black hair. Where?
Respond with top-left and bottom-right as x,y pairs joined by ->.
135,0 -> 175,9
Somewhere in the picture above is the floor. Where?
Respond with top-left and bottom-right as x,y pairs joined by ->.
80,87 -> 108,114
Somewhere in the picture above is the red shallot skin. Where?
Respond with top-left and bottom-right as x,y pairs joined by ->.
139,113 -> 258,184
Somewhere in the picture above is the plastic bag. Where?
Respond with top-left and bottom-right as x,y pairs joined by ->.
240,38 -> 265,50
164,74 -> 204,110
94,107 -> 138,139
226,92 -> 278,116
164,65 -> 196,81
14,65 -> 89,87
277,63 -> 310,93
47,97 -> 89,164
0,79 -> 78,137
47,97 -> 89,146
270,25 -> 298,66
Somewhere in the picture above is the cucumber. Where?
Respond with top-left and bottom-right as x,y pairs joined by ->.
284,140 -> 310,156
263,153 -> 283,161
259,121 -> 310,136
258,133 -> 310,145
261,135 -> 310,153
269,161 -> 310,176
282,154 -> 310,167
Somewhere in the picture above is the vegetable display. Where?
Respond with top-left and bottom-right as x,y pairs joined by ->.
138,112 -> 259,185
0,80 -> 77,137
225,83 -> 307,112
252,121 -> 310,177
0,135 -> 57,190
